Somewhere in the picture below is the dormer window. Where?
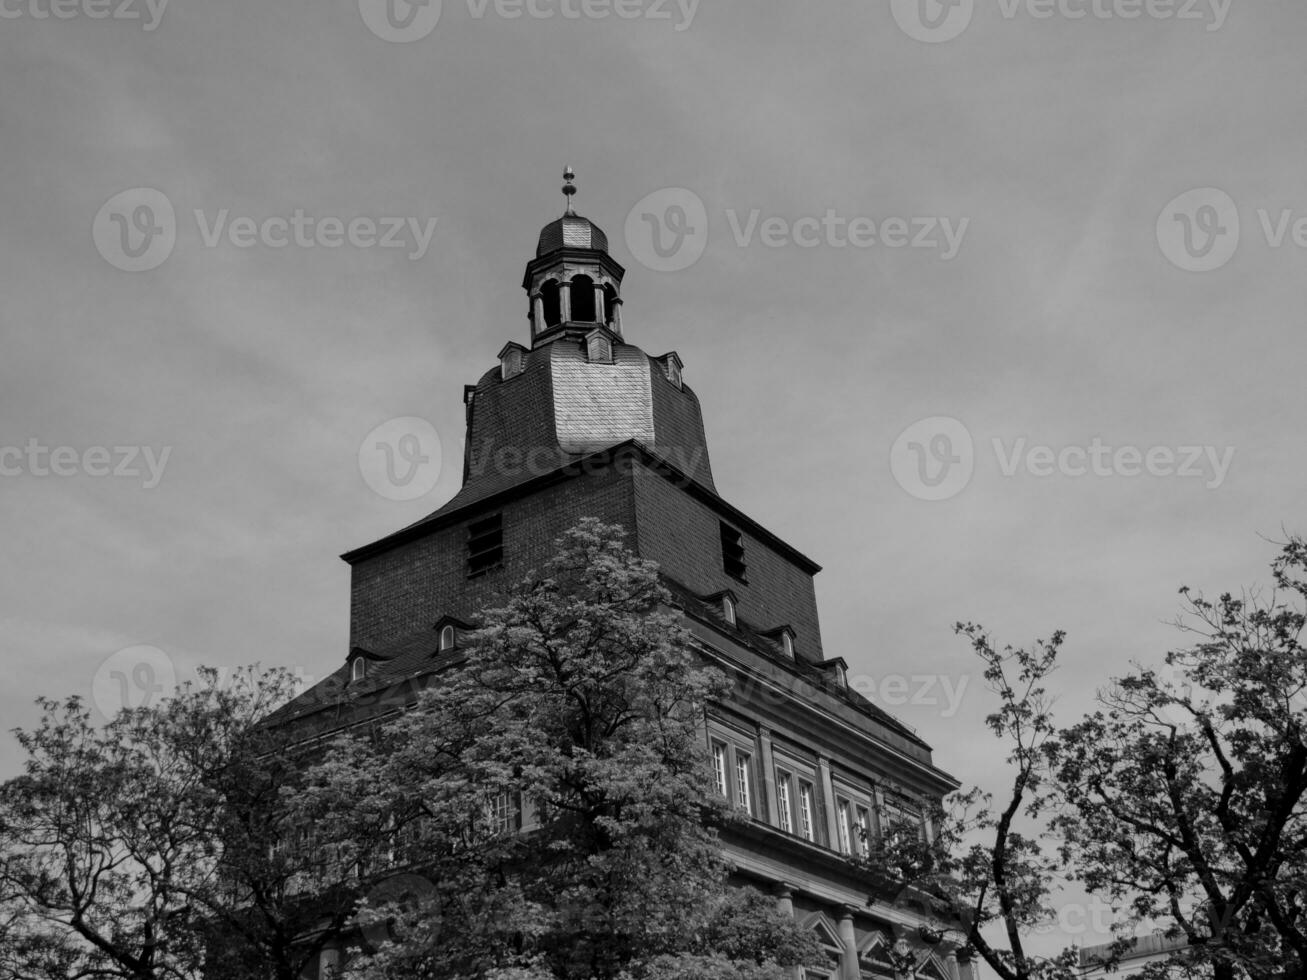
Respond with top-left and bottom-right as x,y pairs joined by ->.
722,595 -> 737,627
586,330 -> 613,364
660,353 -> 684,389
439,625 -> 456,652
782,632 -> 795,659
499,344 -> 525,381
350,657 -> 367,682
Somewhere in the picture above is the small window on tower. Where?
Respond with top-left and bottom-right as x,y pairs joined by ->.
720,523 -> 747,582
467,513 -> 504,578
500,347 -> 524,381
586,332 -> 612,364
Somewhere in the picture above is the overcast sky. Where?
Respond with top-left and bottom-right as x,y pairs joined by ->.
2,0 -> 1304,959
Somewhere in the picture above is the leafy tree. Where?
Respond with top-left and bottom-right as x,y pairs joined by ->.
854,625 -> 1079,980
0,667 -> 388,980
1051,538 -> 1307,980
321,519 -> 821,980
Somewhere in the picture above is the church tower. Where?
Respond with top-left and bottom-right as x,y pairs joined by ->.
278,174 -> 971,980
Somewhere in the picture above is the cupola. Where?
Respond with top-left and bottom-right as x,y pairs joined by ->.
523,168 -> 626,344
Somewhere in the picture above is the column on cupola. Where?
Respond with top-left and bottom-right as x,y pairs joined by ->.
837,907 -> 859,980
610,296 -> 623,334
532,291 -> 545,336
559,278 -> 573,323
594,282 -> 607,325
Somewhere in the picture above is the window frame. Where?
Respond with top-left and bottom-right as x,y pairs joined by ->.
773,751 -> 824,845
706,718 -> 759,819
832,778 -> 876,857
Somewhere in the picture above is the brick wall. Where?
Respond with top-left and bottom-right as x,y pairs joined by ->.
628,461 -> 825,660
349,464 -> 636,649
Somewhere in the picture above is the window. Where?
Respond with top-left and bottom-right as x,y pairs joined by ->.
467,513 -> 504,578
735,752 -> 753,812
500,346 -> 524,381
798,781 -> 816,842
570,275 -> 597,322
782,632 -> 795,659
720,523 -> 747,582
837,799 -> 853,854
662,353 -> 683,389
540,280 -> 561,329
722,595 -> 737,626
712,742 -> 729,798
708,721 -> 758,818
438,625 -> 456,652
486,792 -> 519,836
776,773 -> 793,833
351,658 -> 366,682
586,331 -> 612,364
856,805 -> 872,854
881,798 -> 926,845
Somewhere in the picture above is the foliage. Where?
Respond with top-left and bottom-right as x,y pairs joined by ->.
326,519 -> 821,980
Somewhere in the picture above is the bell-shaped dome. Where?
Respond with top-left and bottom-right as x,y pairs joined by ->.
537,213 -> 609,257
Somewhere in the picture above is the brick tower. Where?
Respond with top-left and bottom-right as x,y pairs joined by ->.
278,173 -> 970,980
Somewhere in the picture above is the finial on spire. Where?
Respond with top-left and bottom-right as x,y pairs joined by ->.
562,166 -> 577,215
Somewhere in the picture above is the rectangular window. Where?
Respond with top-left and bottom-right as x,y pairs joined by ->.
855,805 -> 871,855
735,752 -> 753,812
719,523 -> 747,582
837,799 -> 853,854
776,771 -> 793,833
467,513 -> 504,578
486,791 -> 518,836
882,799 -> 925,844
712,742 -> 729,799
798,781 -> 816,842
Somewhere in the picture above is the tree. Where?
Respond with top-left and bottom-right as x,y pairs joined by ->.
854,625 -> 1079,980
317,518 -> 821,980
0,667 -> 388,980
1051,537 -> 1307,980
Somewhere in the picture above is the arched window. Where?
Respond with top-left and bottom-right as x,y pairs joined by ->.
439,625 -> 456,652
722,595 -> 736,627
570,274 -> 596,323
351,658 -> 366,682
782,632 -> 795,659
540,280 -> 562,329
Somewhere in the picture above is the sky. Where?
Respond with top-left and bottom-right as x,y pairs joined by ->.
2,0 -> 1305,963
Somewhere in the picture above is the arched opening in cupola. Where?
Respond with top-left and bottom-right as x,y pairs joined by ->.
570,274 -> 597,323
541,280 -> 562,329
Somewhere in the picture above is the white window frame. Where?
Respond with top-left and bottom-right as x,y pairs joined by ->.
833,779 -> 875,856
350,658 -> 366,682
773,751 -> 824,844
707,718 -> 758,818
